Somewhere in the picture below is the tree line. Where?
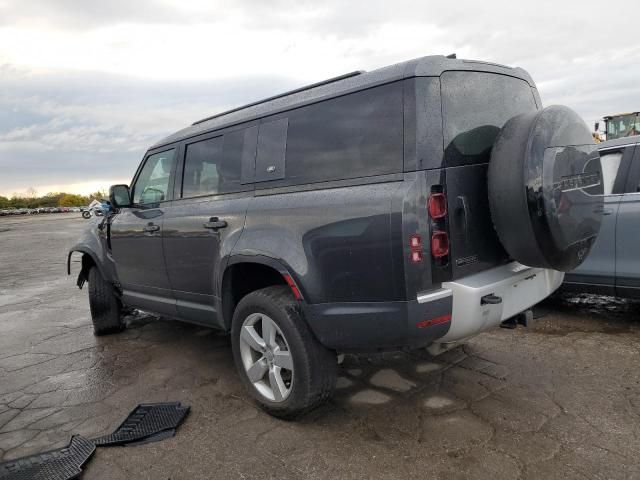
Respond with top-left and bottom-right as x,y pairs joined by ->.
0,191 -> 108,209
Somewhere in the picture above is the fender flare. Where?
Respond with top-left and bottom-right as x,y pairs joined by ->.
221,253 -> 304,298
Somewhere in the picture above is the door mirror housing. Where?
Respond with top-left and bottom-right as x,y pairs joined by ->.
109,184 -> 131,208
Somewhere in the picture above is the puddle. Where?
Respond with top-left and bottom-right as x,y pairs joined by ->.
533,291 -> 640,335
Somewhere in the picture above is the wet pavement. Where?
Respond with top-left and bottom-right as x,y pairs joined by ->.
1,214 -> 639,479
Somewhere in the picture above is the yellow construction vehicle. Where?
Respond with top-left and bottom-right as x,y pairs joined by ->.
596,112 -> 640,141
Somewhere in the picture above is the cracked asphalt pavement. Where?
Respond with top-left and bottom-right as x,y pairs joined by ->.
1,214 -> 639,479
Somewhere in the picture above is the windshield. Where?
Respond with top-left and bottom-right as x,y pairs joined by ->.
606,114 -> 640,140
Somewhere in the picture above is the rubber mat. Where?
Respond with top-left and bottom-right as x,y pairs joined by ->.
0,402 -> 189,480
0,435 -> 95,480
93,402 -> 190,447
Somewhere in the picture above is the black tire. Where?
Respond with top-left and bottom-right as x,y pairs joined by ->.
488,105 -> 603,272
82,210 -> 91,219
88,266 -> 124,336
231,286 -> 336,419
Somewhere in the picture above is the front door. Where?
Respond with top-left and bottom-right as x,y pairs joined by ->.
162,126 -> 256,327
110,147 -> 178,316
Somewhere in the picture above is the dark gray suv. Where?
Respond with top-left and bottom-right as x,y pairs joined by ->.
68,55 -> 603,417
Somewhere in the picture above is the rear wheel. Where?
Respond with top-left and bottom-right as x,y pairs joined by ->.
88,266 -> 124,335
231,286 -> 336,419
82,210 -> 91,219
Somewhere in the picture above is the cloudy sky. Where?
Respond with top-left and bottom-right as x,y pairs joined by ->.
0,0 -> 637,197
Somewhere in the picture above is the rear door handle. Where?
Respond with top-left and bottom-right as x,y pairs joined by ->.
602,208 -> 614,216
203,217 -> 228,230
143,223 -> 160,232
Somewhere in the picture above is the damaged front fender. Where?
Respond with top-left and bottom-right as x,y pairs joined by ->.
67,219 -> 119,290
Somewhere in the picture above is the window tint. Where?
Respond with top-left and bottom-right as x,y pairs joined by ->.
441,72 -> 538,167
284,82 -> 403,184
133,149 -> 175,204
182,133 -> 244,197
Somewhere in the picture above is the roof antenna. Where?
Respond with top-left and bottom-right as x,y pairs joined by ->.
446,53 -> 457,59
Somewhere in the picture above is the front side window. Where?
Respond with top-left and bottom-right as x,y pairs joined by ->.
441,71 -> 538,167
132,149 -> 176,204
599,150 -> 624,195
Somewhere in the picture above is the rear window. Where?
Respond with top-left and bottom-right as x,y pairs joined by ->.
441,71 -> 538,167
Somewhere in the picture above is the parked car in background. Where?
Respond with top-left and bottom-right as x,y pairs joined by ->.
68,55 -> 603,417
564,135 -> 640,299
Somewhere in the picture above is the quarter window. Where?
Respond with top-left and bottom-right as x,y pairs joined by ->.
132,149 -> 176,205
284,82 -> 403,185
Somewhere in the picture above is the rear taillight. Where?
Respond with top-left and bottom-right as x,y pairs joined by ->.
431,231 -> 449,258
428,193 -> 447,219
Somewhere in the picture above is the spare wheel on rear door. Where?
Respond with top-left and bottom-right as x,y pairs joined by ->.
488,105 -> 603,272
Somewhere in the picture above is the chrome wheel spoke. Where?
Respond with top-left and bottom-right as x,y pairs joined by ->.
241,324 -> 265,352
246,358 -> 268,382
273,350 -> 293,370
269,367 -> 287,402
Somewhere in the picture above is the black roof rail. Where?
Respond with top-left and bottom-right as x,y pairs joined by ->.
192,70 -> 366,126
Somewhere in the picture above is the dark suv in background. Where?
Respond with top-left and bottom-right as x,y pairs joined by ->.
69,55 -> 603,417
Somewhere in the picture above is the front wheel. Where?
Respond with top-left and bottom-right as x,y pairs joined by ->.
88,266 -> 125,335
82,210 -> 91,219
231,286 -> 336,419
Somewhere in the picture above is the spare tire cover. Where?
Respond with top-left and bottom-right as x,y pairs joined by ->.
488,105 -> 603,272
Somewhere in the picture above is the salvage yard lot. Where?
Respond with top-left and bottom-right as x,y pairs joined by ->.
1,214 -> 639,479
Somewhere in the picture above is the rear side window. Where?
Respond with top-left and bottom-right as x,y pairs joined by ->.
284,82 -> 403,184
441,71 -> 538,167
182,133 -> 245,197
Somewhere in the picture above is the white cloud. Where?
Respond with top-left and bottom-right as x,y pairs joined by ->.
0,0 -> 638,196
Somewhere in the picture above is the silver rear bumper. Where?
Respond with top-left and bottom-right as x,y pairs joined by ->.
418,262 -> 564,343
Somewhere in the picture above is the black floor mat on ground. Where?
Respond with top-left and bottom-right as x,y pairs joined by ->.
93,402 -> 190,447
0,435 -> 95,480
0,402 -> 189,480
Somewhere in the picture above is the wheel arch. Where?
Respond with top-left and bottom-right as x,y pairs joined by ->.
220,255 -> 304,330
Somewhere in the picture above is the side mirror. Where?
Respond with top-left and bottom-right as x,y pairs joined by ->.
109,184 -> 131,208
594,121 -> 600,132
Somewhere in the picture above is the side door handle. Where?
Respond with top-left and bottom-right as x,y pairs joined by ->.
143,223 -> 160,233
602,208 -> 614,216
203,217 -> 228,230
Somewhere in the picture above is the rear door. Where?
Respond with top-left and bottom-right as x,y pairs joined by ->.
161,125 -> 257,327
110,147 -> 177,316
567,144 -> 634,291
440,71 -> 539,279
615,143 -> 640,298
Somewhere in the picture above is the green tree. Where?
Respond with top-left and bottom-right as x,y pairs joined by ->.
59,193 -> 87,207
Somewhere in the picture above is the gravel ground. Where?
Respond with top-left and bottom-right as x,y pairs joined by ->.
1,213 -> 639,479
